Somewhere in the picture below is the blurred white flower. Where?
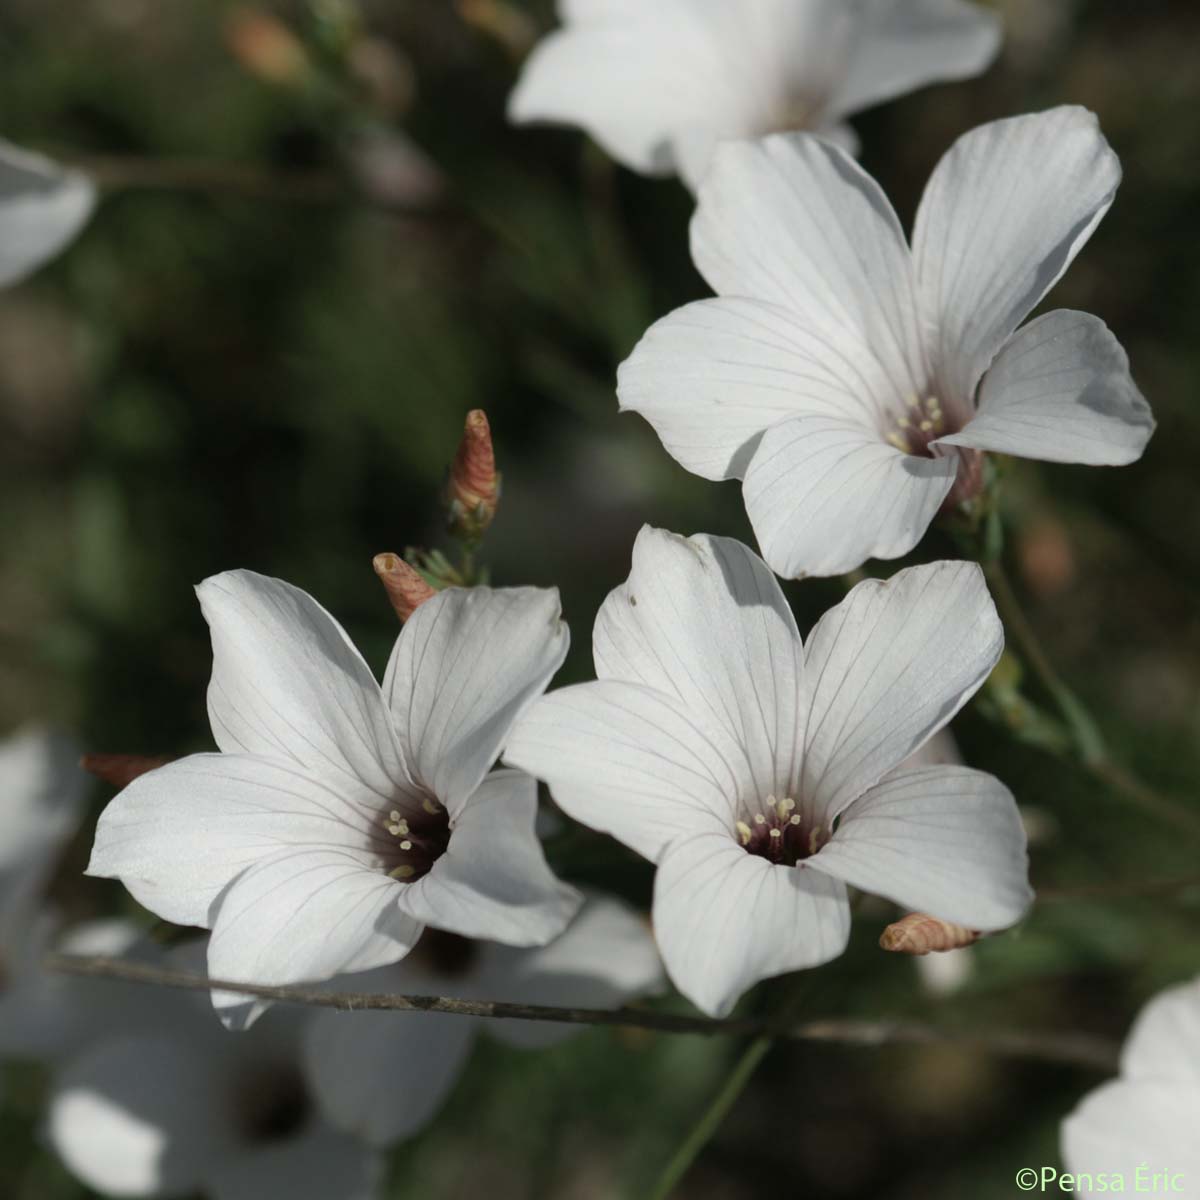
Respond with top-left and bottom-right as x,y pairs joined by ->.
509,0 -> 1001,190
1062,977 -> 1200,1183
0,727 -> 106,1061
305,892 -> 666,1147
88,571 -> 581,1029
0,140 -> 94,285
618,107 -> 1155,578
48,943 -> 381,1200
0,726 -> 87,907
506,528 -> 1033,1016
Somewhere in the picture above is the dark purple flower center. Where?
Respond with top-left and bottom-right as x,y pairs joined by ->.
737,796 -> 826,866
382,793 -> 450,881
884,393 -> 983,508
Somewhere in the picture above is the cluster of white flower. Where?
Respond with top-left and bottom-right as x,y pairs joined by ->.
1,1 -> 1190,1195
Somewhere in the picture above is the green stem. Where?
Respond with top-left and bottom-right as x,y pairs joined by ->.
983,558 -> 1106,764
983,558 -> 1200,839
644,1035 -> 772,1200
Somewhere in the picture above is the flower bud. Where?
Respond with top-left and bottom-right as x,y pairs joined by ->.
880,913 -> 980,955
225,9 -> 311,87
81,753 -> 171,790
445,409 -> 500,542
373,553 -> 437,622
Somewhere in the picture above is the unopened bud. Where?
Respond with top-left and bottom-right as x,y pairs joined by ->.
880,913 -> 980,955
373,553 -> 437,622
225,9 -> 310,87
82,753 -> 171,790
456,0 -> 537,58
446,409 -> 500,542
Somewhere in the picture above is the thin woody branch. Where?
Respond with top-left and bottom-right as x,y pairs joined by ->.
45,953 -> 1119,1073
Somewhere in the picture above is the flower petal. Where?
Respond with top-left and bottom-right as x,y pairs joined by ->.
1120,978 -> 1200,1084
936,310 -> 1154,465
692,133 -> 925,406
593,527 -> 804,799
912,107 -> 1121,406
0,726 -> 86,907
652,832 -> 850,1017
383,587 -> 569,816
88,753 -> 388,928
806,764 -> 1032,930
476,892 -> 666,1049
211,1124 -> 382,1200
208,846 -> 422,1030
48,1031 -> 231,1197
827,0 -> 1001,121
395,769 -> 580,947
617,297 -> 901,481
800,561 -> 1003,824
508,17 -> 738,180
200,570 -> 407,798
504,681 -> 749,862
0,141 -> 94,286
742,414 -> 956,578
1061,1080 -> 1200,1183
303,998 -> 474,1147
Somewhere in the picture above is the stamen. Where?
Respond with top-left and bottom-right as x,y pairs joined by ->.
736,820 -> 753,845
422,797 -> 440,815
389,864 -> 415,879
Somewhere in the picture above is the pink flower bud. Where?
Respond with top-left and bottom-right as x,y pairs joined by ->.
879,913 -> 981,955
373,553 -> 437,622
446,409 -> 500,541
225,8 -> 310,87
81,753 -> 172,790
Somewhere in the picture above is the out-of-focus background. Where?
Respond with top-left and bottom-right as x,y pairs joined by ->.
2,0 -> 1199,1196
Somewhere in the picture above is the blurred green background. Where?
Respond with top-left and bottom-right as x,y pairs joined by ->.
2,0 -> 1199,1196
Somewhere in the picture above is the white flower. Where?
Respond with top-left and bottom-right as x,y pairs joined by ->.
618,107 -> 1155,577
0,140 -> 94,285
87,571 -> 581,1028
0,727 -> 102,1061
305,892 -> 666,1147
509,0 -> 1001,190
505,528 -> 1033,1016
48,943 -> 381,1200
1062,977 -> 1200,1183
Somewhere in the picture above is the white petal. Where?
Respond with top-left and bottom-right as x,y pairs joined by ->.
88,753 -> 389,929
207,846 -> 422,1029
1061,1080 -> 1200,1182
1120,978 -> 1200,1084
504,681 -> 749,862
807,765 -> 1032,929
477,891 -> 666,1049
304,1000 -> 474,1146
912,107 -> 1121,406
0,141 -> 94,286
827,0 -> 1001,121
742,414 -> 956,578
653,832 -> 850,1017
617,297 -> 900,481
509,19 -> 737,180
937,310 -> 1154,465
48,1031 -> 231,1197
395,769 -> 580,947
801,561 -> 1003,824
692,134 -> 925,406
0,725 -> 87,906
593,527 -> 804,799
383,587 -> 569,816
200,570 -> 407,797
211,1124 -> 381,1200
